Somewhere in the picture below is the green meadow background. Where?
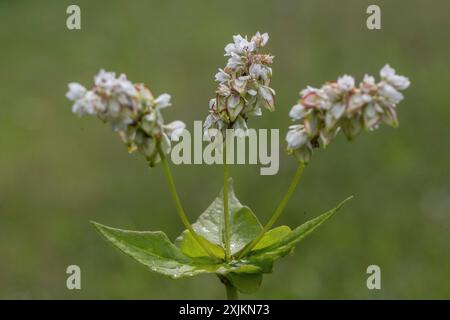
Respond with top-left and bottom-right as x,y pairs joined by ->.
1,0 -> 449,299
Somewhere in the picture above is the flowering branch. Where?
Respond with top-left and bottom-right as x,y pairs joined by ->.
205,32 -> 277,263
66,70 -> 216,258
239,65 -> 411,256
286,65 -> 410,163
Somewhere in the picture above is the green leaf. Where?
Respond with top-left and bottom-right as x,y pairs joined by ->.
247,196 -> 353,264
226,272 -> 263,294
253,225 -> 292,250
174,230 -> 225,259
230,206 -> 262,254
91,221 -> 219,279
176,178 -> 262,257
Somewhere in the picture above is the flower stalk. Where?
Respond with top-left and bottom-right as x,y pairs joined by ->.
157,142 -> 217,259
237,162 -> 306,258
223,143 -> 231,260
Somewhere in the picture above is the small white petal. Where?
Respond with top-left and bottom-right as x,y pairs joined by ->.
380,64 -> 395,78
379,83 -> 404,104
155,93 -> 172,109
251,107 -> 262,116
164,121 -> 186,141
380,64 -> 410,90
337,75 -> 355,91
286,128 -> 308,149
330,103 -> 346,119
363,74 -> 376,85
260,33 -> 269,46
289,104 -> 307,120
66,83 -> 86,101
214,69 -> 230,83
209,98 -> 216,109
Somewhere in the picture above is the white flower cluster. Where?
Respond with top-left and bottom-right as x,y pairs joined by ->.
286,64 -> 410,163
204,32 -> 275,139
66,70 -> 185,166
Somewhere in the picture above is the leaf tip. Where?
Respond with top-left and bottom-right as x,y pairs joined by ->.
90,220 -> 100,227
331,195 -> 354,215
90,220 -> 102,228
90,221 -> 110,236
344,194 -> 354,201
341,195 -> 354,205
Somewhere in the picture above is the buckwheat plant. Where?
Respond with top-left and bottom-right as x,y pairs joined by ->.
67,33 -> 410,299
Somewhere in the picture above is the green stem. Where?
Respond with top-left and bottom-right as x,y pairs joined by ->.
225,282 -> 238,300
157,143 -> 216,259
223,143 -> 231,260
237,162 -> 306,258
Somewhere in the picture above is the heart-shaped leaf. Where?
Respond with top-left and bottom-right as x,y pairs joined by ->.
176,178 -> 263,257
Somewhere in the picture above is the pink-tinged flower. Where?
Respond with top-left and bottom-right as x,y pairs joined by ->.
287,65 -> 410,163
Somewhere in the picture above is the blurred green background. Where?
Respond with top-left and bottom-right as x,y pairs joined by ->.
1,0 -> 449,299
